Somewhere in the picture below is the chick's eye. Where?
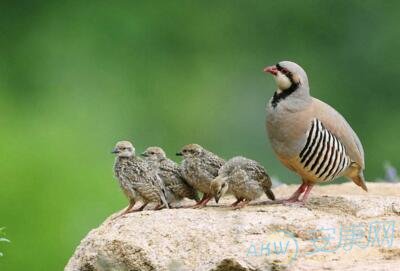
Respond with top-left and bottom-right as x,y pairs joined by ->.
150,152 -> 154,155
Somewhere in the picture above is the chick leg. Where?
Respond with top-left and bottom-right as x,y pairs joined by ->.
230,198 -> 244,207
193,194 -> 212,209
153,201 -> 171,210
232,199 -> 250,209
132,202 -> 148,212
120,199 -> 136,215
192,193 -> 209,208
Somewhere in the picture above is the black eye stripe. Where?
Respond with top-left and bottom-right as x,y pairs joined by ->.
276,63 -> 291,75
275,63 -> 292,78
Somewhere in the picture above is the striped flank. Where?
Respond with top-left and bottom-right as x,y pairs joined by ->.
299,119 -> 351,181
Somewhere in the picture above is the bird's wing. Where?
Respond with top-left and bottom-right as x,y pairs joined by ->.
159,159 -> 184,185
218,160 -> 236,177
125,159 -> 169,207
313,98 -> 365,169
153,174 -> 170,208
160,159 -> 197,200
249,163 -> 272,193
203,154 -> 225,177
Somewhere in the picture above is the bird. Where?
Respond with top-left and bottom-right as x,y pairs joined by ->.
141,146 -> 200,204
112,141 -> 169,214
176,144 -> 225,208
264,61 -> 367,204
210,156 -> 275,209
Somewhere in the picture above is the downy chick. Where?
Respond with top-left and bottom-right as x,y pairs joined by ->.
211,156 -> 275,208
141,146 -> 199,204
177,144 -> 225,208
112,141 -> 169,214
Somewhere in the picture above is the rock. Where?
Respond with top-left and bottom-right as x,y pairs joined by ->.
65,182 -> 400,271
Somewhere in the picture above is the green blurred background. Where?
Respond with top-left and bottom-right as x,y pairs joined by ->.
0,1 -> 399,270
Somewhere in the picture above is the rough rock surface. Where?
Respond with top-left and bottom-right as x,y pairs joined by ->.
65,182 -> 400,271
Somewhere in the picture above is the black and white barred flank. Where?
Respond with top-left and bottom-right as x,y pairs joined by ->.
299,118 -> 351,181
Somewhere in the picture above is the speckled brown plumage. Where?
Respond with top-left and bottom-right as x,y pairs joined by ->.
211,156 -> 275,208
112,141 -> 169,213
177,144 -> 225,207
142,146 -> 199,203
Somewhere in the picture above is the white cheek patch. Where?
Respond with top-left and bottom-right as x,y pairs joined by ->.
275,71 -> 292,90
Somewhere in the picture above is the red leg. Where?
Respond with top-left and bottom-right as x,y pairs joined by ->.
192,193 -> 209,208
115,199 -> 136,218
231,198 -> 243,207
281,182 -> 307,203
115,201 -> 147,219
193,194 -> 212,209
123,199 -> 136,213
282,182 -> 315,206
232,199 -> 250,209
300,183 -> 314,203
132,202 -> 148,212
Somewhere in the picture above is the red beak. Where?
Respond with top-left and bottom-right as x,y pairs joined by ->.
264,66 -> 278,75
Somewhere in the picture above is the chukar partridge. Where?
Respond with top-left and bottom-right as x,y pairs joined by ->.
141,146 -> 199,204
112,141 -> 169,213
210,156 -> 275,208
264,61 -> 367,204
177,144 -> 225,208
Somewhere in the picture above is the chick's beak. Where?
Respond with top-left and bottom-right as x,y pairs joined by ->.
215,196 -> 220,203
111,148 -> 119,154
176,152 -> 182,156
264,65 -> 278,75
141,152 -> 148,157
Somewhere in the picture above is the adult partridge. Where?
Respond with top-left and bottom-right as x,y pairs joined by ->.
264,61 -> 367,204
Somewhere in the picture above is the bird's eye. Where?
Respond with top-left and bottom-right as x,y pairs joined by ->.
150,152 -> 154,155
281,68 -> 288,74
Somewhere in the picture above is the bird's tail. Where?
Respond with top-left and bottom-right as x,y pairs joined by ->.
261,174 -> 275,201
265,189 -> 276,201
160,187 -> 170,209
350,171 -> 368,192
161,193 -> 169,209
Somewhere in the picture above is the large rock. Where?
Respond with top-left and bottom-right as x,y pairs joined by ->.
65,182 -> 400,271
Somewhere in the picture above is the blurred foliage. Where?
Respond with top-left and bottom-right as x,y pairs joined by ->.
0,1 -> 399,270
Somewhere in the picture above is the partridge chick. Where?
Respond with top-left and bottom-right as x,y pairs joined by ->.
264,61 -> 367,204
177,144 -> 225,208
211,156 -> 275,208
112,141 -> 169,213
141,146 -> 199,204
